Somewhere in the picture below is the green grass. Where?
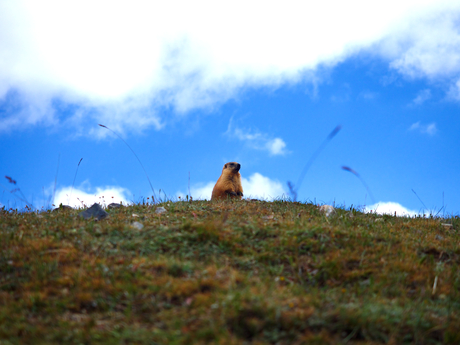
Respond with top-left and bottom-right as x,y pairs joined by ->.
1,200 -> 460,344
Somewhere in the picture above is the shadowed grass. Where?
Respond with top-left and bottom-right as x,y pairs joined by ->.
1,200 -> 459,344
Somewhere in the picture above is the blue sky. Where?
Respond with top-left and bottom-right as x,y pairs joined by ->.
1,0 -> 460,215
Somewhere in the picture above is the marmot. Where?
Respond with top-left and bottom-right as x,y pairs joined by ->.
211,162 -> 243,201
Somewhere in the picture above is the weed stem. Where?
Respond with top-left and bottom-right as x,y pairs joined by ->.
289,125 -> 342,201
99,124 -> 155,198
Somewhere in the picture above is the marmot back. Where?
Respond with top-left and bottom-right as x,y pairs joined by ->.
211,162 -> 243,201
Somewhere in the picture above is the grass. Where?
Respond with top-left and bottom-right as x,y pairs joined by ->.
1,200 -> 460,344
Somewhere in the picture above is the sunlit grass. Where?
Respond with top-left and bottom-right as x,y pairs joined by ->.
1,200 -> 459,344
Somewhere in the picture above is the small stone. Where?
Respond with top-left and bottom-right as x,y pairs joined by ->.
359,279 -> 371,286
79,203 -> 108,220
131,221 -> 144,230
441,223 -> 453,229
319,205 -> 335,217
155,207 -> 167,214
108,203 -> 122,209
435,235 -> 444,241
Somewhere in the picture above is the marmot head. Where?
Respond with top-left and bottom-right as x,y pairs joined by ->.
223,162 -> 241,173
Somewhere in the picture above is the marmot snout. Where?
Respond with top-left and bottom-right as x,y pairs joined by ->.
229,162 -> 240,172
211,162 -> 243,201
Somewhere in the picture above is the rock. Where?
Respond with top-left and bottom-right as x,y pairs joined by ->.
155,207 -> 167,214
441,223 -> 453,229
319,205 -> 335,217
435,235 -> 444,241
79,203 -> 108,220
108,203 -> 122,209
131,221 -> 144,230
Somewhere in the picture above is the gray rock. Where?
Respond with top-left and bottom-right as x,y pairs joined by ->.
79,203 -> 108,220
319,205 -> 335,217
131,221 -> 144,230
155,207 -> 167,214
108,203 -> 123,209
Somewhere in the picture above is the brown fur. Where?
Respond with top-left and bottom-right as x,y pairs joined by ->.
211,162 -> 243,201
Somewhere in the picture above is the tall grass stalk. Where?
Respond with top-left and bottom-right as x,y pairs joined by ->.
288,125 -> 342,201
342,166 -> 376,204
411,188 -> 428,213
98,124 -> 155,198
69,158 -> 83,206
51,154 -> 60,208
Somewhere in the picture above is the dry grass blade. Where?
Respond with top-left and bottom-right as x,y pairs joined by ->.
5,176 -> 16,185
341,165 -> 375,204
51,154 -> 60,208
289,125 -> 342,201
411,189 -> 428,212
2,176 -> 33,210
69,158 -> 83,205
98,124 -> 155,198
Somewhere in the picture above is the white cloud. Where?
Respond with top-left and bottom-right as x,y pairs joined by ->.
179,172 -> 287,200
185,182 -> 215,201
1,1 -> 460,133
409,121 -> 437,135
53,185 -> 131,208
411,89 -> 432,105
425,123 -> 437,135
448,79 -> 460,101
364,201 -> 424,216
226,117 -> 288,155
266,138 -> 287,156
242,173 -> 287,199
382,9 -> 460,80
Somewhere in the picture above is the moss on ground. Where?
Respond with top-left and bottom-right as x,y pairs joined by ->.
1,200 -> 459,344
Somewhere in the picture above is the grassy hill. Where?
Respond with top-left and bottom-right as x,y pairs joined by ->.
1,200 -> 459,344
